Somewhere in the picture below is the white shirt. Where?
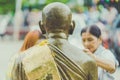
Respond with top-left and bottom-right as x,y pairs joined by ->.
94,45 -> 119,80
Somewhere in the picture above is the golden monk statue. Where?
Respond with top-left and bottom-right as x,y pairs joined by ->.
8,2 -> 98,80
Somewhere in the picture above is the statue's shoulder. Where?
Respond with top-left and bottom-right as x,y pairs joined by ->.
21,39 -> 51,63
78,51 -> 97,71
20,39 -> 50,55
20,40 -> 61,80
78,51 -> 96,65
61,42 -> 96,64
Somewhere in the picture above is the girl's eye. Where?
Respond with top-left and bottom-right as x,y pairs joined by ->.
82,39 -> 85,42
87,38 -> 93,41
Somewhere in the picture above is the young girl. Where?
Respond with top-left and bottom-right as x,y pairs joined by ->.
81,25 -> 118,80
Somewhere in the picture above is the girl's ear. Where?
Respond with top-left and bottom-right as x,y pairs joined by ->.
69,20 -> 75,34
39,21 -> 46,34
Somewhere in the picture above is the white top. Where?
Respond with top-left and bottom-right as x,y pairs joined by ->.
94,45 -> 119,80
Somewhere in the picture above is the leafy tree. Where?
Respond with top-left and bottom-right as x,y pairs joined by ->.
0,0 -> 15,14
45,0 -> 69,4
22,0 -> 70,10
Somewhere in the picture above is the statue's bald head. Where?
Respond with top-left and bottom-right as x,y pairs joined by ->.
42,2 -> 72,34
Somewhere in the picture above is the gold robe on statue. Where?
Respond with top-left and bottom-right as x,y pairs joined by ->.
8,40 -> 97,80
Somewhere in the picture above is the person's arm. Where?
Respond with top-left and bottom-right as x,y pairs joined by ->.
94,55 -> 115,73
84,49 -> 115,73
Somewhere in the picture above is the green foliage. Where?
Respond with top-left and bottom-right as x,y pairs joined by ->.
45,0 -> 69,4
22,0 -> 30,7
22,0 -> 44,10
0,0 -> 15,14
84,0 -> 93,7
72,5 -> 85,13
22,0 -> 70,11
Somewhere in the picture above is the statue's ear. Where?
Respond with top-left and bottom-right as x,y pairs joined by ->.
69,20 -> 75,34
39,21 -> 46,34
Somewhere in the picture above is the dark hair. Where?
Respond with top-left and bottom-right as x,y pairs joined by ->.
81,25 -> 101,38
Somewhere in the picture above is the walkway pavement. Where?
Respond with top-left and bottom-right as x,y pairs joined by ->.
0,40 -> 22,80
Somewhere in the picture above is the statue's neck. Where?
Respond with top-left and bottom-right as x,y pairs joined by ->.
47,33 -> 68,46
47,32 -> 68,39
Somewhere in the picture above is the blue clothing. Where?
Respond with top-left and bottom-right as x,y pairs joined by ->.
94,45 -> 119,80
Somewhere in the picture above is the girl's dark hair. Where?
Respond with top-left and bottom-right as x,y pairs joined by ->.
81,25 -> 101,38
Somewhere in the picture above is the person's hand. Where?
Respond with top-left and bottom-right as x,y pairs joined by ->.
83,49 -> 95,59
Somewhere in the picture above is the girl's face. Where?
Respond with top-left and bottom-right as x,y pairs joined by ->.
81,32 -> 102,53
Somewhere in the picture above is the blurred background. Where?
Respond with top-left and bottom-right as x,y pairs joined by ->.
0,0 -> 120,80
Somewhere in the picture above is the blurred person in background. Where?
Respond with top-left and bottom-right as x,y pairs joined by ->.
26,8 -> 42,31
85,5 -> 100,26
99,4 -> 118,29
105,4 -> 118,26
81,25 -> 119,80
113,30 -> 120,65
0,13 -> 12,40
